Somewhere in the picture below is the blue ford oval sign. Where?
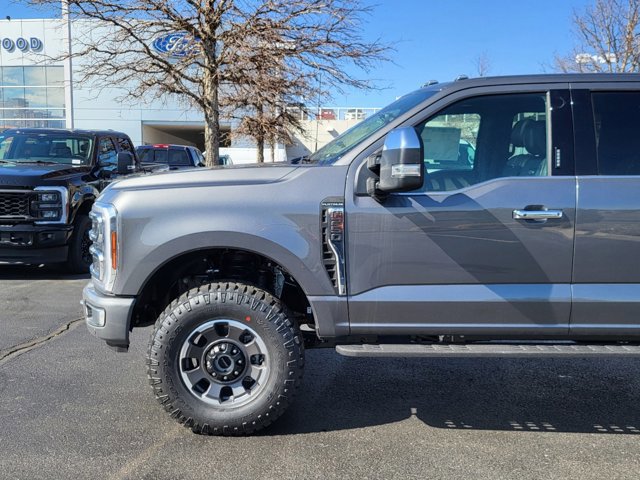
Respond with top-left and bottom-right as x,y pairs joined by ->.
152,32 -> 200,58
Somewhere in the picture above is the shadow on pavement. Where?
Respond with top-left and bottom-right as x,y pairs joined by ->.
264,352 -> 640,436
0,264 -> 90,281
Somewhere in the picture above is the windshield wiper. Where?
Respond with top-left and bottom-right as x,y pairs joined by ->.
0,159 -> 16,165
17,160 -> 59,165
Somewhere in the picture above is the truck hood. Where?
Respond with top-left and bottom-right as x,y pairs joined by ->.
110,163 -> 301,191
0,163 -> 91,187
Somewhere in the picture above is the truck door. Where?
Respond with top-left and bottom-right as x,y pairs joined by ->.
345,88 -> 577,337
570,87 -> 640,336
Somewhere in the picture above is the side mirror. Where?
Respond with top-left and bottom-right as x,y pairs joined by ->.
367,127 -> 424,200
116,151 -> 136,175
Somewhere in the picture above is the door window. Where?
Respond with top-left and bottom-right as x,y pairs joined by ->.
117,137 -> 134,154
592,92 -> 640,175
98,137 -> 117,167
416,93 -> 549,192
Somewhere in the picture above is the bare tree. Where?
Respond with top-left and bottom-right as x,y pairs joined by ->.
224,0 -> 387,162
474,52 -> 492,77
554,0 -> 640,73
28,0 -> 386,165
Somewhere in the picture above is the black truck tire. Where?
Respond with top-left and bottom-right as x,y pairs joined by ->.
146,282 -> 305,435
66,214 -> 92,273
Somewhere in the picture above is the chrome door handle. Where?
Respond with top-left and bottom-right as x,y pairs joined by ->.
513,209 -> 563,220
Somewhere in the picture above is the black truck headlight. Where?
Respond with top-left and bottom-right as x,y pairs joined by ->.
32,187 -> 68,224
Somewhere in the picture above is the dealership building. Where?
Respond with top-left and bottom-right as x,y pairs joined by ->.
0,17 -> 377,163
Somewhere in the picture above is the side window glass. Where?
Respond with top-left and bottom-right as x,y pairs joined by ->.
117,137 -> 134,153
592,92 -> 640,175
98,137 -> 117,167
421,113 -> 480,174
416,93 -> 548,192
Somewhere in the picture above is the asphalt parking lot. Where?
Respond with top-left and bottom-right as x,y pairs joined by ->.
1,266 -> 640,480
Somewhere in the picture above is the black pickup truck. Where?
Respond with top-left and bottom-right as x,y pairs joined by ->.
0,128 -> 152,272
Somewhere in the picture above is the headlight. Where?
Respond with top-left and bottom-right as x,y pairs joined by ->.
89,202 -> 119,292
32,186 -> 69,224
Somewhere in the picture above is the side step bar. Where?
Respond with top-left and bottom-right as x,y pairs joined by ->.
336,343 -> 640,358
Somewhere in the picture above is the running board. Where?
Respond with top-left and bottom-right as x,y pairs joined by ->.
335,343 -> 640,358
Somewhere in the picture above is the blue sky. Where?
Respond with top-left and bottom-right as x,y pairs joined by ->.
3,0 -> 591,107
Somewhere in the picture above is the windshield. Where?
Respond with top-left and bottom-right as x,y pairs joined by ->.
0,133 -> 94,166
307,89 -> 437,165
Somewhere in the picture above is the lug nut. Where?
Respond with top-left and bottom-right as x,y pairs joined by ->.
223,376 -> 228,380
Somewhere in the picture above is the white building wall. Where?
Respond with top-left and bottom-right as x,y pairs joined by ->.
0,19 -> 67,67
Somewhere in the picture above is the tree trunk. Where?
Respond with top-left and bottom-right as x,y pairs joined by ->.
204,112 -> 220,167
256,104 -> 265,163
203,38 -> 220,167
256,131 -> 265,163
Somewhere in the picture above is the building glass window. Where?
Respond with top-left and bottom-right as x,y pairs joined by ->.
46,87 -> 65,109
1,67 -> 25,86
0,66 -> 66,129
23,67 -> 46,85
46,67 -> 65,86
24,88 -> 48,108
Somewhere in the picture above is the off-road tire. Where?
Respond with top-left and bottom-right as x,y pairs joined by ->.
146,282 -> 305,436
65,214 -> 92,273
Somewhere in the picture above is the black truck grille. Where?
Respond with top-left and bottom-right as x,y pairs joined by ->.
0,190 -> 33,219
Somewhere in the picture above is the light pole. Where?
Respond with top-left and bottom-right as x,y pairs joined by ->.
61,0 -> 74,129
314,73 -> 321,153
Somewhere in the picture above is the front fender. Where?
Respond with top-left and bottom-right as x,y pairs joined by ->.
118,230 -> 335,298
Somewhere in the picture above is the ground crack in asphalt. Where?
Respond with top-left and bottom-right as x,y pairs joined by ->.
0,318 -> 83,366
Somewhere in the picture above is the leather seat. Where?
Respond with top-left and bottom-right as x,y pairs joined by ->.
503,119 -> 547,177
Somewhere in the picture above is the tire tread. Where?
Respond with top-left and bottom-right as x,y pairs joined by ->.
146,282 -> 305,436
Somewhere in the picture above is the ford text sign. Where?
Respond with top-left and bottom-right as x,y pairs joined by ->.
152,32 -> 200,58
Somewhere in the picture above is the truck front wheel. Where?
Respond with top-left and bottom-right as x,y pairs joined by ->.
146,282 -> 305,435
66,214 -> 92,273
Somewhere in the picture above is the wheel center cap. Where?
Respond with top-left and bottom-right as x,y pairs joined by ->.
215,355 -> 234,372
204,342 -> 246,382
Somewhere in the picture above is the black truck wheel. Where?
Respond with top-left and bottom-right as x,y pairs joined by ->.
66,214 -> 92,273
146,282 -> 305,435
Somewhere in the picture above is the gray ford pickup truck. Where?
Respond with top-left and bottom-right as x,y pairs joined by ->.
82,74 -> 640,435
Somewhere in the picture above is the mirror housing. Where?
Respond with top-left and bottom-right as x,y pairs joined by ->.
368,127 -> 424,200
116,151 -> 136,175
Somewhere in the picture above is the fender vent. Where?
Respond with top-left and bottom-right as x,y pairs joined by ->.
321,198 -> 346,295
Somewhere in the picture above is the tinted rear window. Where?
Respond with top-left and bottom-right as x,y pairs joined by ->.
592,92 -> 640,175
168,150 -> 190,166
